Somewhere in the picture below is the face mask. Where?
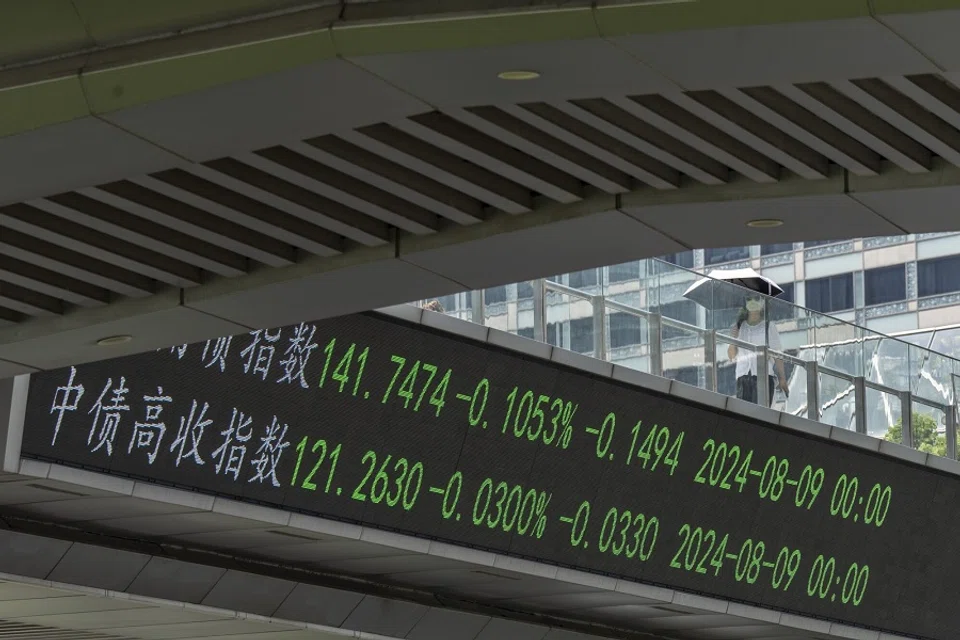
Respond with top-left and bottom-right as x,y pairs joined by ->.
746,299 -> 763,312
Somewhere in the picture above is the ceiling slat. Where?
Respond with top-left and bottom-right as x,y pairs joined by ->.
0,305 -> 25,325
895,75 -> 960,133
0,619 -> 134,640
205,158 -> 392,246
145,170 -> 346,257
49,191 -> 251,278
809,81 -> 940,170
303,135 -> 486,224
568,99 -> 730,184
5,71 -> 960,328
622,95 -> 781,183
2,202 -> 204,286
0,254 -> 111,306
254,146 -> 442,234
514,103 -> 682,189
400,114 -> 584,204
0,226 -> 156,296
458,106 -> 637,193
782,83 -> 931,173
720,87 -> 881,176
97,181 -> 298,267
847,78 -> 960,165
676,90 -> 830,179
353,124 -> 533,213
178,164 -> 382,249
0,280 -> 64,316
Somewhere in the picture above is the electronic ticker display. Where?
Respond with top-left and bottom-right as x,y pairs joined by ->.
19,312 -> 960,639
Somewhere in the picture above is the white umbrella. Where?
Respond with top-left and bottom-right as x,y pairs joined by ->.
683,267 -> 783,310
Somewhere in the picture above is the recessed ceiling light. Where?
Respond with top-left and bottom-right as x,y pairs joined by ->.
96,335 -> 132,347
746,218 -> 784,228
497,70 -> 541,81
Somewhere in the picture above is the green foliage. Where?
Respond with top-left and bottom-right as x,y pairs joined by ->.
884,413 -> 946,457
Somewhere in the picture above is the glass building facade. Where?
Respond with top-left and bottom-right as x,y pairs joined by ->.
424,232 -> 960,446
433,232 -> 960,348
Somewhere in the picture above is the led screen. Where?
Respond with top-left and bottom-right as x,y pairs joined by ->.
20,312 -> 959,639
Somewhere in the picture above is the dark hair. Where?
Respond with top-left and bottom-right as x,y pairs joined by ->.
736,308 -> 749,329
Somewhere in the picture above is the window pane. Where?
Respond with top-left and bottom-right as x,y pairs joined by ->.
658,251 -> 695,270
546,322 -> 565,348
761,243 -> 794,256
804,239 -> 840,249
436,294 -> 458,311
717,360 -> 737,396
918,255 -> 960,297
830,276 -> 853,312
806,274 -> 853,313
667,365 -> 699,386
517,281 -> 533,300
768,282 -> 796,321
657,299 -> 698,340
931,327 -> 960,357
806,281 -> 824,312
484,286 -> 507,305
901,330 -> 934,349
864,265 -> 906,306
608,261 -> 640,283
569,318 -> 594,354
517,326 -> 535,340
569,269 -> 599,288
704,246 -> 749,266
609,312 -> 643,349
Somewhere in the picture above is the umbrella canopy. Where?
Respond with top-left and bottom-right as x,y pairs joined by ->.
683,267 -> 784,310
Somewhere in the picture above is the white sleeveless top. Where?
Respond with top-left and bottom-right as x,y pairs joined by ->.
735,320 -> 782,378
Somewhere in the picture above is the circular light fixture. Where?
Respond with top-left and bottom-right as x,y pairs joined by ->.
746,218 -> 784,229
96,335 -> 133,347
497,70 -> 541,81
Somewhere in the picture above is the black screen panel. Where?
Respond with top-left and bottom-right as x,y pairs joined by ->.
20,312 -> 959,639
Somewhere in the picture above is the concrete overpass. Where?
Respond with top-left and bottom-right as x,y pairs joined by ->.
8,5 -> 960,637
3,305 -> 945,640
4,1 -> 960,374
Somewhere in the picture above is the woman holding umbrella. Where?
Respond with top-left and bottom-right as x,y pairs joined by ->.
683,267 -> 790,407
728,295 -> 790,406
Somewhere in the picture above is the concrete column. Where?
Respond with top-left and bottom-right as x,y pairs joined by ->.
0,375 -> 29,473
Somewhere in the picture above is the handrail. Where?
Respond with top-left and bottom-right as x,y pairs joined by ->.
421,256 -> 960,460
544,280 -> 592,299
564,276 -> 947,407
655,258 -> 957,373
601,293 -> 862,378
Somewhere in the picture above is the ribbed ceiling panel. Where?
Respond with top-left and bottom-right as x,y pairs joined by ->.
4,73 -> 960,326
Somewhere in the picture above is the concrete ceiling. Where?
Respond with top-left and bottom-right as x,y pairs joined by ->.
4,2 -> 960,374
0,465 -> 892,640
0,577 -> 356,640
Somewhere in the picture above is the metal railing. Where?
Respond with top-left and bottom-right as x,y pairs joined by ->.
420,258 -> 960,460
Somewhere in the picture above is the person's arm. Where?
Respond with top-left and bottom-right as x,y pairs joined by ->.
775,360 -> 787,387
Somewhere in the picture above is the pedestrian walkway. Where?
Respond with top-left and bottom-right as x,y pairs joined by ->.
420,258 -> 960,459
